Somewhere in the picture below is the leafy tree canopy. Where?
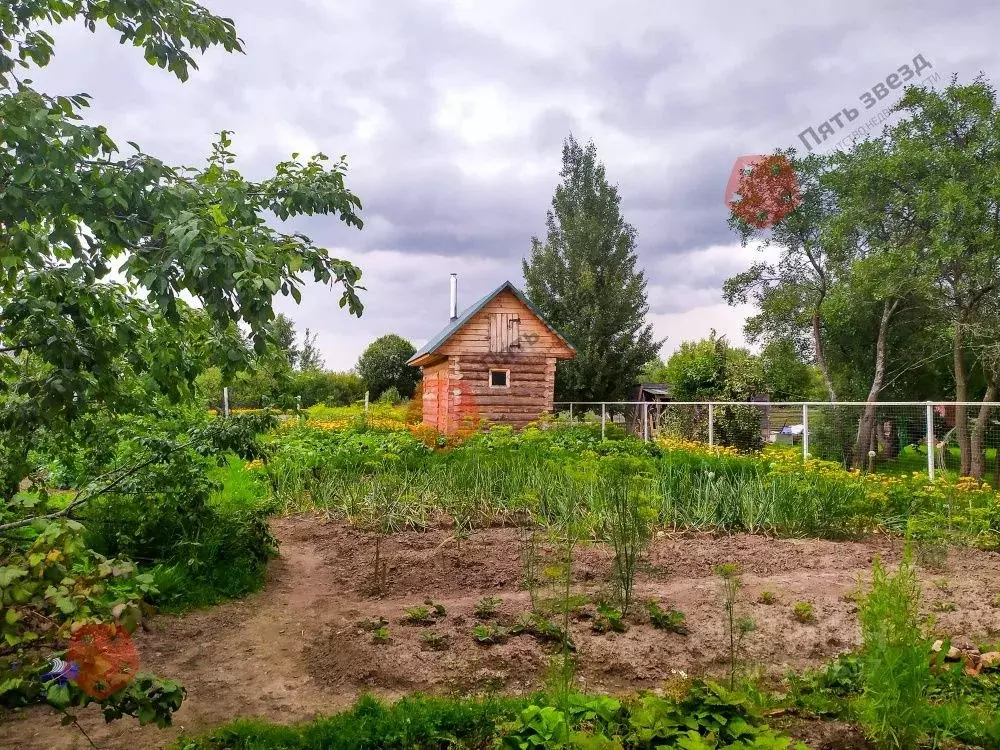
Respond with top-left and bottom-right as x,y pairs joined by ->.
663,334 -> 765,402
0,0 -> 365,496
356,334 -> 419,399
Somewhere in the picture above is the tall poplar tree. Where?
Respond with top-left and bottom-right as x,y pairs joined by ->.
523,135 -> 661,402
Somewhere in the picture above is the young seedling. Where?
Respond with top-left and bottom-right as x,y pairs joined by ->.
933,578 -> 950,592
991,593 -> 1000,609
474,595 -> 503,620
931,601 -> 956,613
357,616 -> 389,632
472,624 -> 509,644
842,587 -> 862,604
792,602 -> 815,624
757,590 -> 777,605
591,604 -> 628,634
420,631 -> 450,651
401,606 -> 432,625
647,601 -> 688,635
372,627 -> 390,645
510,612 -> 574,649
402,600 -> 447,625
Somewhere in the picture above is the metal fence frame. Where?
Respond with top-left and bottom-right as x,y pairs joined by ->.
553,401 -> 1000,482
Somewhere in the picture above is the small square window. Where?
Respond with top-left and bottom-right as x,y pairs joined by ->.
489,369 -> 509,388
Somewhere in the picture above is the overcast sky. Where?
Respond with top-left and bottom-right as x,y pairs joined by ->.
31,0 -> 1000,369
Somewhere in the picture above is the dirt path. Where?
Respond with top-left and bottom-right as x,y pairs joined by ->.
3,516 -> 999,749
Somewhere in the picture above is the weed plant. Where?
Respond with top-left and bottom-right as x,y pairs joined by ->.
546,471 -> 585,707
474,596 -> 503,619
517,522 -> 542,612
716,563 -> 755,690
857,555 -> 929,749
792,602 -> 815,623
598,457 -> 652,616
647,601 -> 688,634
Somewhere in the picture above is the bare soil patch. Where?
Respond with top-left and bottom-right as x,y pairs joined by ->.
3,516 -> 999,749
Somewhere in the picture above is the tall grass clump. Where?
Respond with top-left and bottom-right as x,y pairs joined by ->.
857,554 -> 929,749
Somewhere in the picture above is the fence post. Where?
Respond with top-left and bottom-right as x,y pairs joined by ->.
222,386 -> 229,418
926,401 -> 935,482
569,403 -> 573,422
708,402 -> 714,446
642,402 -> 649,441
364,391 -> 369,414
601,403 -> 606,440
801,403 -> 809,461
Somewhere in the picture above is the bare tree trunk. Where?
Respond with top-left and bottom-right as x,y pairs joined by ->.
954,321 -> 972,476
970,382 -> 997,480
854,299 -> 899,468
812,310 -> 837,402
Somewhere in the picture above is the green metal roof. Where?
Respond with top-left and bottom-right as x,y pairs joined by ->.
407,280 -> 575,365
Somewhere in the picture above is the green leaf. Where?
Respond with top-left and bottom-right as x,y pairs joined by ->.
46,684 -> 71,709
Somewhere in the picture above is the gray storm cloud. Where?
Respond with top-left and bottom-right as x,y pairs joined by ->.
27,0 -> 1000,368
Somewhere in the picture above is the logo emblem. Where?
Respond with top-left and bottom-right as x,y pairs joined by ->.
67,623 -> 140,698
725,154 -> 801,229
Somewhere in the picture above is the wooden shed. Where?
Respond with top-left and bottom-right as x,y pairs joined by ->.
407,280 -> 575,433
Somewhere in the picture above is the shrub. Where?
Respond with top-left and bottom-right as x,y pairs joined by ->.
289,370 -> 365,408
378,386 -> 402,405
82,441 -> 276,609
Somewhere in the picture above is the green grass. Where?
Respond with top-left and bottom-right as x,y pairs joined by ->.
172,694 -> 528,750
146,454 -> 276,612
208,455 -> 273,513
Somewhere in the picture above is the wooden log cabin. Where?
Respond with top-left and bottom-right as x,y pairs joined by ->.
407,278 -> 575,433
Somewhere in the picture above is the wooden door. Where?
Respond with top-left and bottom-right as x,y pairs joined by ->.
489,313 -> 521,352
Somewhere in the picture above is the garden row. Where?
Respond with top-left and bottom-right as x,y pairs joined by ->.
261,413 -> 1000,554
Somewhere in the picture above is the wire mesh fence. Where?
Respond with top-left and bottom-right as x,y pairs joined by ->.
554,401 -> 1000,481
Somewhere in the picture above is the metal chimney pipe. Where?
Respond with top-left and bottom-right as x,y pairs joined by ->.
449,273 -> 458,321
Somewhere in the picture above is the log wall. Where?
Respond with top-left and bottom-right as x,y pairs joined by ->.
451,354 -> 558,430
420,360 -> 449,431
